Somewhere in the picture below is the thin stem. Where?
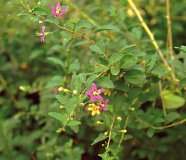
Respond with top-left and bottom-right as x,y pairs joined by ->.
137,117 -> 186,130
46,21 -> 94,44
128,0 -> 176,79
104,115 -> 115,158
159,81 -> 167,117
115,114 -> 130,156
166,0 -> 174,60
18,1 -> 94,44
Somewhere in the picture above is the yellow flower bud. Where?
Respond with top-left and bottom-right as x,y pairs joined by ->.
96,121 -> 103,125
59,105 -> 65,109
63,89 -> 70,93
37,1 -> 41,5
117,116 -> 122,121
119,129 -> 127,133
129,107 -> 135,111
39,21 -> 43,24
80,103 -> 84,107
56,127 -> 65,133
140,60 -> 147,67
58,87 -> 64,92
19,85 -> 30,92
73,90 -> 78,95
104,131 -> 108,136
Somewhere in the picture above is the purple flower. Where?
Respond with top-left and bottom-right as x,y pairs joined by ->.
99,99 -> 109,111
36,26 -> 45,42
51,2 -> 67,19
40,26 -> 45,42
86,83 -> 104,102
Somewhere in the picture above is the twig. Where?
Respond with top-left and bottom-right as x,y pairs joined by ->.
115,114 -> 130,156
18,1 -> 94,44
166,0 -> 174,60
104,115 -> 115,158
137,117 -> 186,130
127,0 -> 176,79
159,81 -> 167,117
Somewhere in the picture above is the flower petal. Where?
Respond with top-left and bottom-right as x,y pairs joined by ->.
86,90 -> 92,96
56,2 -> 61,8
90,96 -> 95,102
95,95 -> 103,101
91,83 -> 97,90
60,9 -> 68,14
51,5 -> 56,11
41,26 -> 45,33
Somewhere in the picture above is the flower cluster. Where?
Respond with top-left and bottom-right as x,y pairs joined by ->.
86,83 -> 109,116
51,2 -> 68,19
36,2 -> 67,42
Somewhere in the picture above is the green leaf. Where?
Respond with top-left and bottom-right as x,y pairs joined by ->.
94,24 -> 120,33
17,10 -> 29,16
110,65 -> 120,75
76,20 -> 92,29
64,38 -> 76,51
46,16 -> 59,25
166,112 -> 180,123
147,128 -> 155,138
161,90 -> 185,109
147,53 -> 157,72
86,74 -> 97,86
98,76 -> 114,88
131,27 -> 142,39
90,44 -> 104,54
71,74 -> 82,93
48,112 -> 68,124
94,65 -> 108,73
124,69 -> 146,85
180,78 -> 186,87
69,59 -> 80,73
109,54 -> 123,66
69,125 -> 79,133
56,94 -> 69,105
47,57 -> 64,68
66,97 -> 77,113
121,54 -> 138,69
91,133 -> 108,145
119,45 -> 135,53
33,7 -> 47,15
68,120 -> 81,126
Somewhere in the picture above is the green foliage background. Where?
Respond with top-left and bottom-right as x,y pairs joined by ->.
0,0 -> 186,160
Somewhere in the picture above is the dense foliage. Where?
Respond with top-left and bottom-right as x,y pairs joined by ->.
0,0 -> 186,160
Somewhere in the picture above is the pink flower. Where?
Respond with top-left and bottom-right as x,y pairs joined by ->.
40,26 -> 45,42
36,26 -> 45,42
51,2 -> 67,19
86,83 -> 104,102
99,99 -> 109,111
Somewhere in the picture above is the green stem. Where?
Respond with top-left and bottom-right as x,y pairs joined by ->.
104,115 -> 115,158
115,114 -> 130,157
136,117 -> 186,130
17,1 -> 94,44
